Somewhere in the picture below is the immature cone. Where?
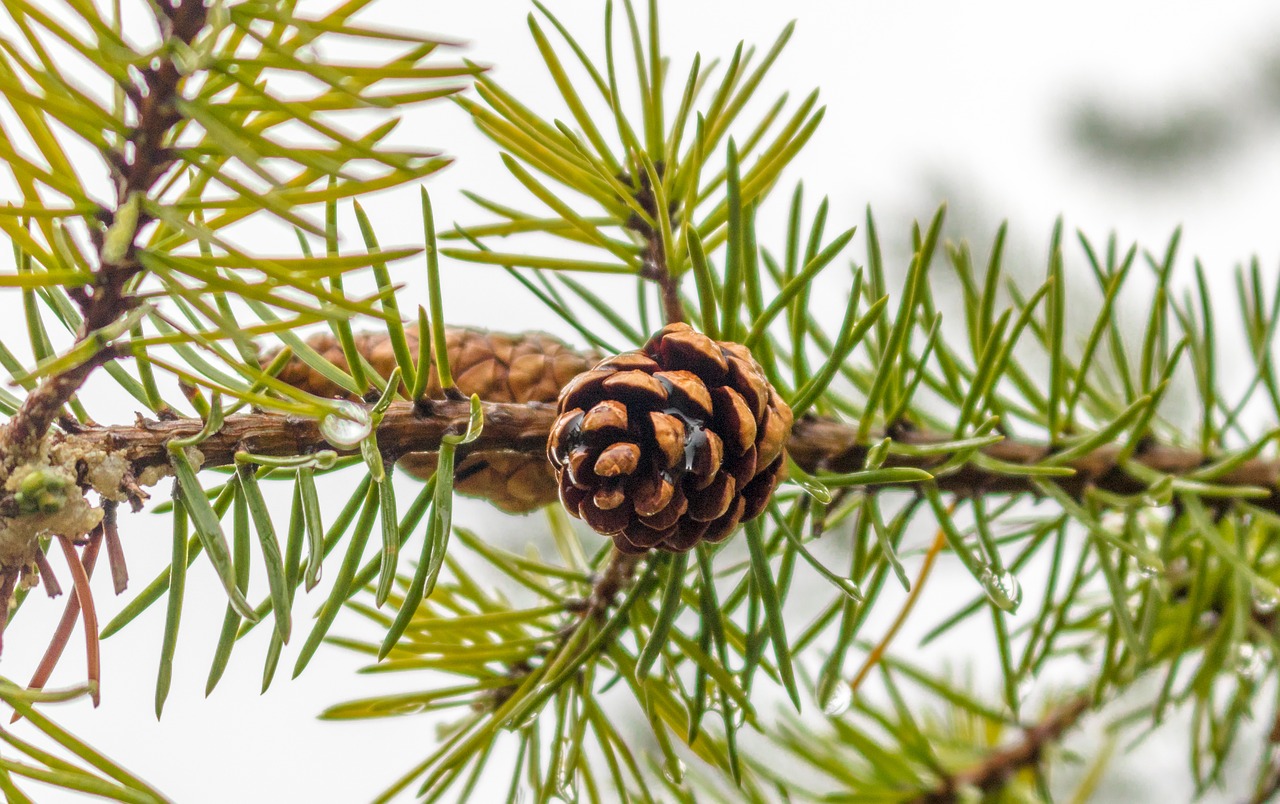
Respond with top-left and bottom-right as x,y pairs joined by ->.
272,327 -> 597,513
273,326 -> 594,405
548,323 -> 793,554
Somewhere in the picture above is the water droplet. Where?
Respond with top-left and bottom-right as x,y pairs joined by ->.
979,566 -> 1022,613
835,577 -> 863,602
504,694 -> 544,731
662,759 -> 687,784
1254,591 -> 1279,615
791,474 -> 832,504
1235,643 -> 1266,682
320,401 -> 371,448
1017,675 -> 1037,702
820,682 -> 851,717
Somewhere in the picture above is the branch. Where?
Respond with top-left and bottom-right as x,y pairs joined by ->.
1,0 -> 207,463
57,400 -> 1280,518
788,418 -> 1280,516
912,694 -> 1092,803
630,163 -> 683,326
61,399 -> 552,487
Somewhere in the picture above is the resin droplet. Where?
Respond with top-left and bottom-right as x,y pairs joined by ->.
979,566 -> 1022,613
320,401 -> 372,448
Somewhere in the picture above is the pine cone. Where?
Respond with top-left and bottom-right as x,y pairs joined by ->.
399,451 -> 558,514
547,323 -> 793,554
271,327 -> 597,513
272,326 -> 595,405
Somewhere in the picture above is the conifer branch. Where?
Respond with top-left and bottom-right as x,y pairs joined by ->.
0,0 -> 1272,798
2,1 -> 206,462
912,693 -> 1092,803
43,389 -> 1280,516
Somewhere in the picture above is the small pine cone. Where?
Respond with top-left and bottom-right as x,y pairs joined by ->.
399,451 -> 559,515
269,327 -> 597,513
547,323 -> 793,554
270,326 -> 598,405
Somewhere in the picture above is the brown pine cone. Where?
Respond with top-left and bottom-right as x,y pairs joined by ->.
547,323 -> 793,554
270,327 -> 598,514
398,451 -> 557,514
271,326 -> 596,405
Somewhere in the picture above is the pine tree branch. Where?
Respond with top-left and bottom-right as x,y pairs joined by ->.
52,398 -> 1280,517
787,418 -> 1280,511
640,233 -> 684,326
2,0 -> 206,464
912,693 -> 1092,803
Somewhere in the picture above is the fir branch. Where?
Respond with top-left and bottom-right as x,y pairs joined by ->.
43,374 -> 1280,517
911,693 -> 1091,803
2,1 -> 206,462
54,399 -> 551,489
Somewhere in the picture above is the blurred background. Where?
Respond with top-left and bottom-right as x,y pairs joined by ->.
7,0 -> 1280,800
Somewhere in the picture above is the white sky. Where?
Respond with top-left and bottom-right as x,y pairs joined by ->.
4,1 -> 1280,801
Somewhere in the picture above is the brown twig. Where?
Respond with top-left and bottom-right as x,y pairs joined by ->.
587,551 -> 644,617
64,398 -> 555,483
53,401 -> 1280,519
912,693 -> 1092,803
625,160 -> 683,326
641,235 -> 684,326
